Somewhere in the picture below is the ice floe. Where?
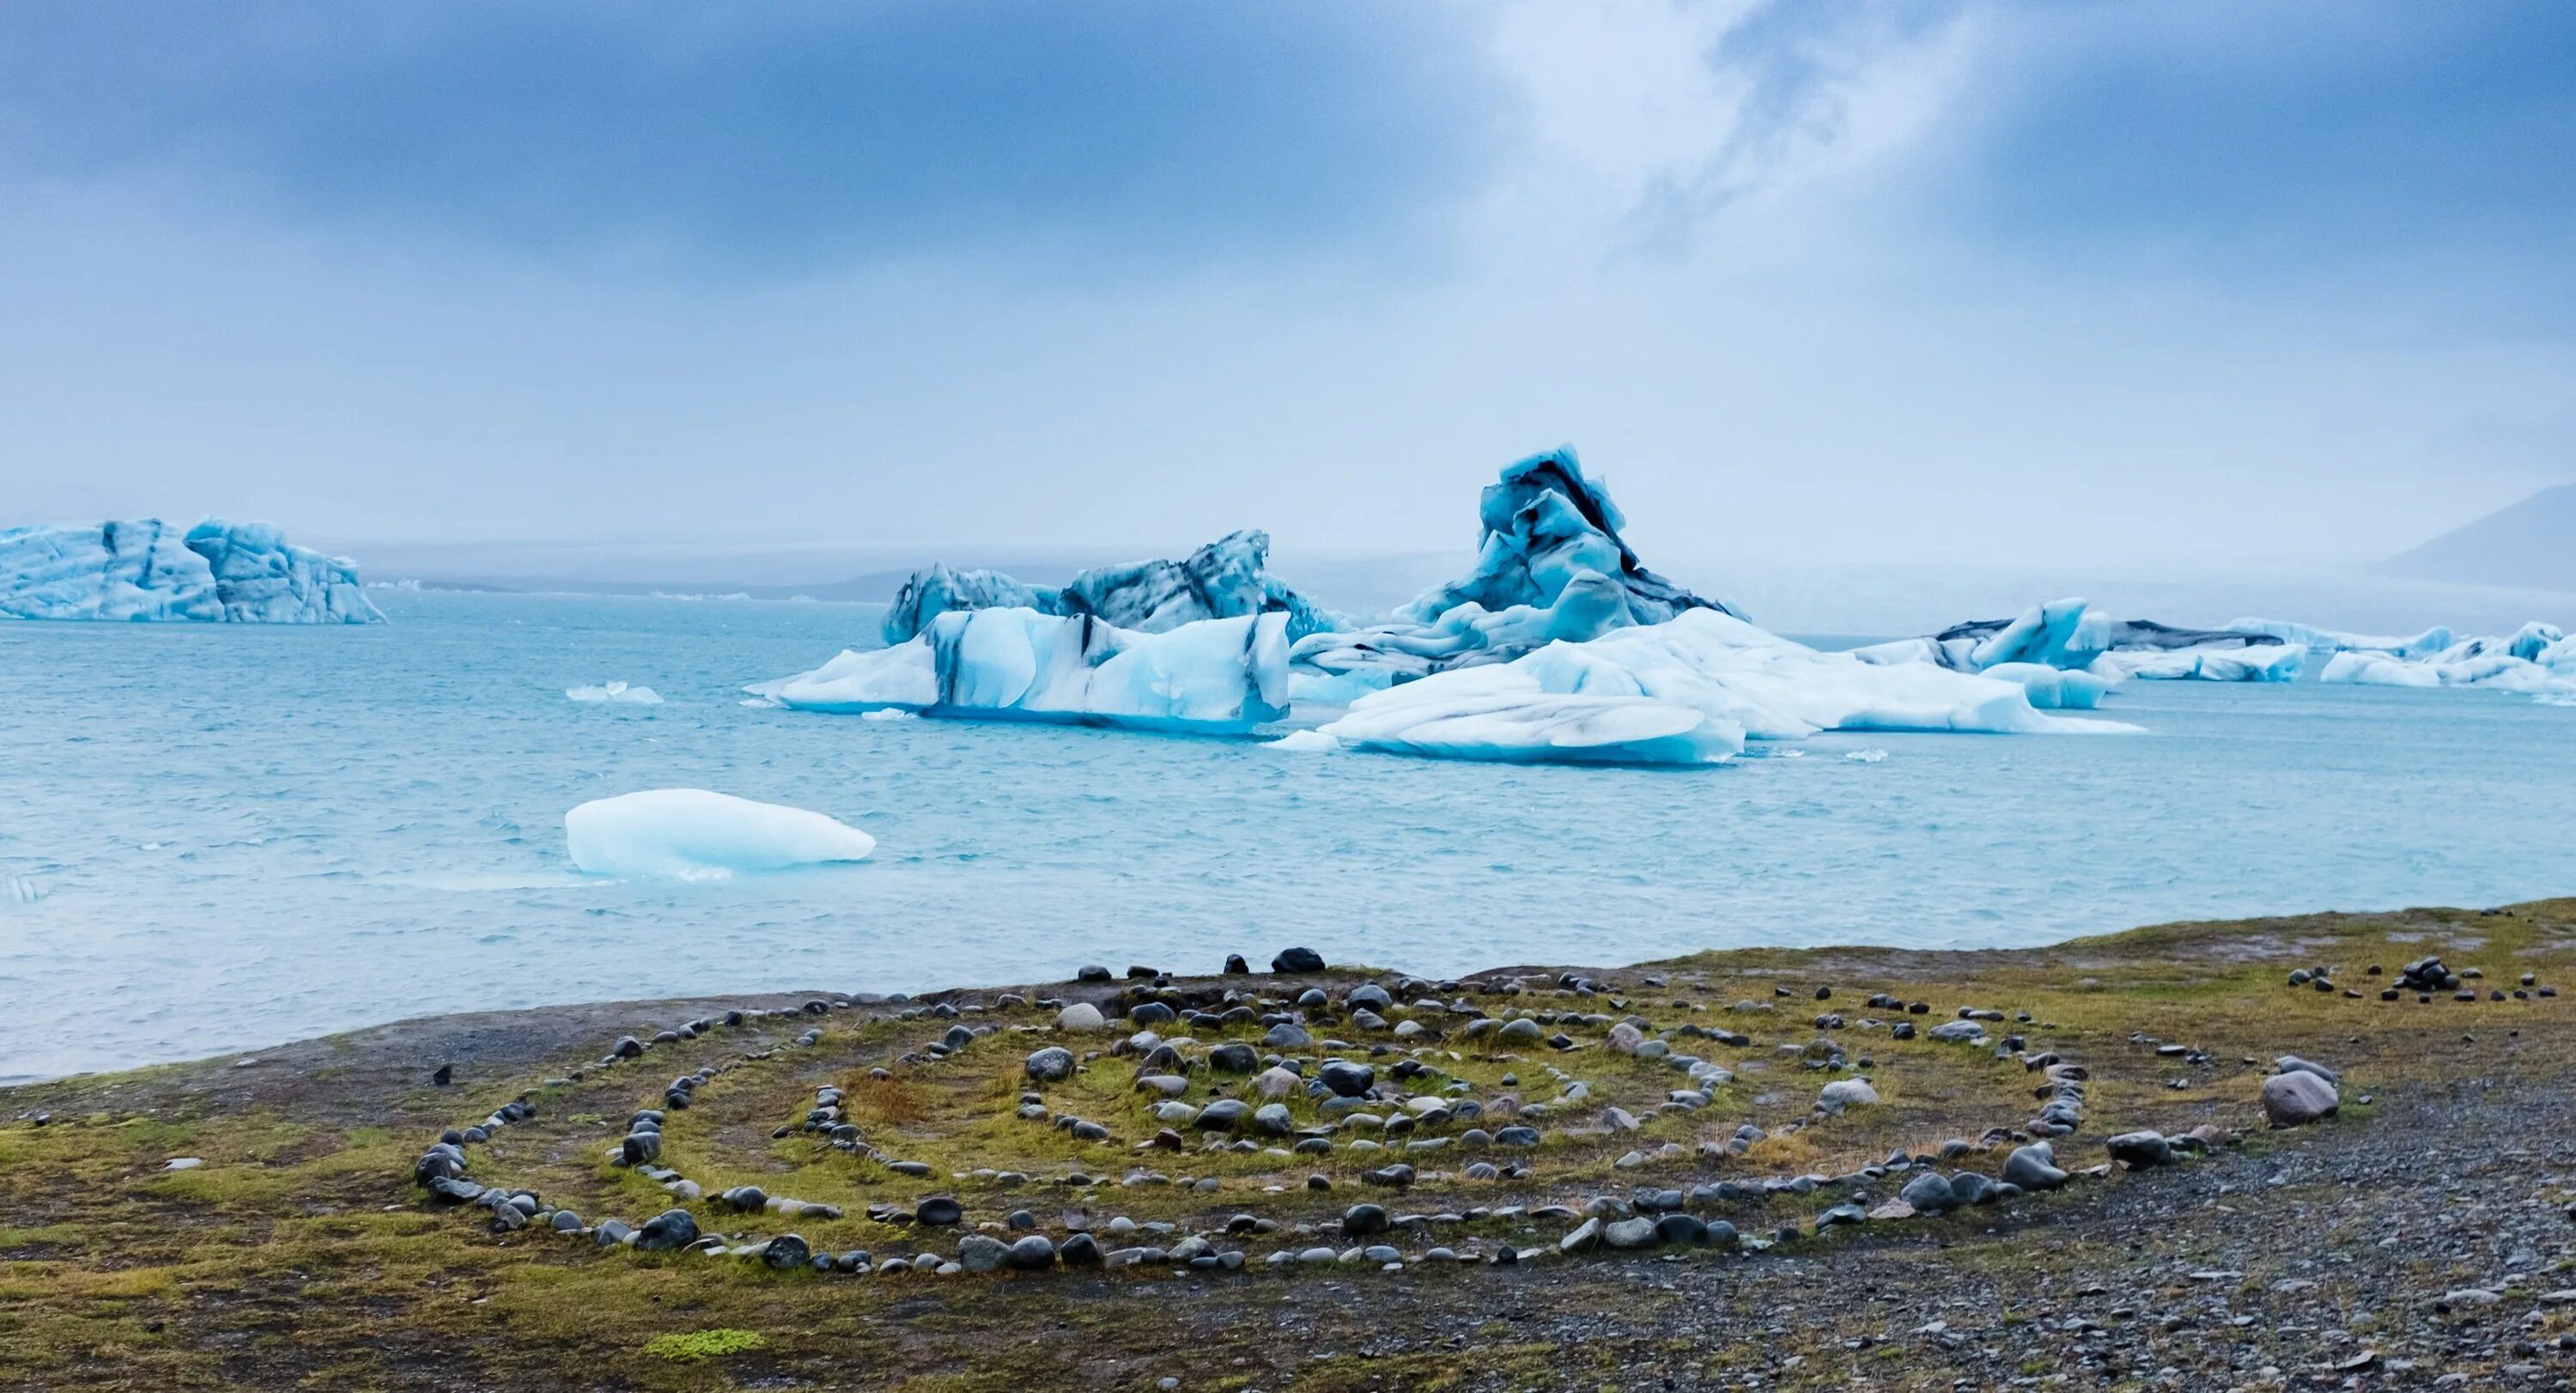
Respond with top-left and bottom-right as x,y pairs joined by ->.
883,531 -> 1334,645
0,519 -> 383,623
565,789 -> 876,880
566,681 -> 663,704
1279,610 -> 2132,766
750,607 -> 1291,734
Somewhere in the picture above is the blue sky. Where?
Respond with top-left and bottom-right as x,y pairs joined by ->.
3,0 -> 2571,571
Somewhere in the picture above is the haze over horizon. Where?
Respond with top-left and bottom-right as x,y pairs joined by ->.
4,2 -> 2572,572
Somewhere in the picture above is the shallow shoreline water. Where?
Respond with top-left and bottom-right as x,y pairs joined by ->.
4,591 -> 2573,1082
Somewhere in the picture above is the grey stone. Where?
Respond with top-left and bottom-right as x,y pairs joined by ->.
2002,1142 -> 2067,1191
1899,1171 -> 1959,1214
1603,1217 -> 1660,1250
2105,1131 -> 2174,1168
1025,1047 -> 1077,1083
2261,1069 -> 2339,1127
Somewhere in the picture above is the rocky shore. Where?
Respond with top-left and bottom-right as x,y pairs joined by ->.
6,899 -> 2576,1390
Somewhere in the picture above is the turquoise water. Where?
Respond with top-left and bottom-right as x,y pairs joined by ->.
4,591 -> 2573,1081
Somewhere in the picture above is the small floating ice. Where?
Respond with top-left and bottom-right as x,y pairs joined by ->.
859,709 -> 918,722
565,789 -> 875,880
566,680 -> 664,705
1844,748 -> 1889,763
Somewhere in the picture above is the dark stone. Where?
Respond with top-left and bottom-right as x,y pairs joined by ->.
1273,947 -> 1327,974
635,1208 -> 699,1251
1005,1235 -> 1057,1270
1655,1213 -> 1710,1245
1319,1061 -> 1376,1098
1341,1203 -> 1390,1237
1207,1043 -> 1260,1074
762,1234 -> 811,1269
916,1196 -> 964,1226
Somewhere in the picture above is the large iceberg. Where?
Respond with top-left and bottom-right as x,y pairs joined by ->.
1280,609 -> 2129,766
882,530 -> 1334,645
0,519 -> 383,623
566,789 -> 875,879
1285,446 -> 1739,696
1853,599 -> 2301,684
750,606 -> 1291,734
2319,622 -> 2573,700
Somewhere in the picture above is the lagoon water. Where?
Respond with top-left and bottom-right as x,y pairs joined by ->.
4,591 -> 2573,1081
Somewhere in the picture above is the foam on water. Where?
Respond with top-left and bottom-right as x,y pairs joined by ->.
3,591 -> 2573,1080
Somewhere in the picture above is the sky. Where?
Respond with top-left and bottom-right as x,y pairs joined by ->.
3,0 -> 2573,575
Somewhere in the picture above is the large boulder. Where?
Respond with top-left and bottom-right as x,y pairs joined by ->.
2261,1069 -> 2339,1127
1816,1079 -> 1880,1115
1273,947 -> 1327,974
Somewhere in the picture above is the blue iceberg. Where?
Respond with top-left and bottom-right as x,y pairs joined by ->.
2320,622 -> 2572,700
1286,446 -> 1740,694
1854,599 -> 2300,684
750,607 -> 1291,734
882,530 -> 1335,645
0,518 -> 383,624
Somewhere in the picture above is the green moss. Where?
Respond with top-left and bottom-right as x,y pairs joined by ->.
642,1327 -> 768,1361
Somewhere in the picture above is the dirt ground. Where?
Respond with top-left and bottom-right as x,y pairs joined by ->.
5,898 -> 2574,1391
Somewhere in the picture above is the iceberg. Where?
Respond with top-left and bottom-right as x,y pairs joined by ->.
0,518 -> 383,623
1286,446 -> 1739,693
2318,622 -> 2572,699
565,788 -> 875,880
751,606 -> 1291,734
1854,599 -> 2300,684
2225,617 -> 2452,659
1280,610 -> 2129,767
1982,662 -> 2117,710
2088,642 -> 2306,684
566,681 -> 664,704
883,531 -> 1334,645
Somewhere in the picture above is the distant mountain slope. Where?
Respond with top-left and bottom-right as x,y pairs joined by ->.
2376,484 -> 2576,593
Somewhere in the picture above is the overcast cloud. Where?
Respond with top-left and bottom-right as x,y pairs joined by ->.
2,0 -> 2569,573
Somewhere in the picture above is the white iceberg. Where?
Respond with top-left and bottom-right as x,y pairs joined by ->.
2089,643 -> 2307,684
565,681 -> 664,704
750,607 -> 1291,734
1279,610 -> 2129,766
2318,622 -> 2572,700
2225,617 -> 2452,658
0,518 -> 383,623
883,531 -> 1334,645
1286,447 -> 1740,692
1854,598 -> 2300,684
566,789 -> 876,879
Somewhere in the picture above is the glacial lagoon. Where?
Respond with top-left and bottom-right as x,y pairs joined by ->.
3,589 -> 2573,1081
